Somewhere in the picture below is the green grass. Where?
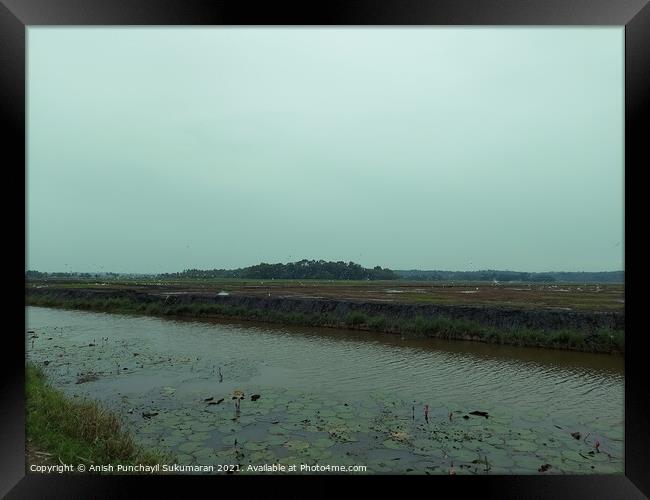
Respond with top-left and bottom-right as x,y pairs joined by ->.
26,363 -> 171,468
346,312 -> 368,326
26,292 -> 624,354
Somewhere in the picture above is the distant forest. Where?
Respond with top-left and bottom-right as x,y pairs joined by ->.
395,269 -> 624,283
26,261 -> 624,283
159,260 -> 399,280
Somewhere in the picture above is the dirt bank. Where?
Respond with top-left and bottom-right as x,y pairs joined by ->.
26,286 -> 624,333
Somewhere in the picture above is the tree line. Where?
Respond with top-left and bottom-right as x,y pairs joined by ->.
395,269 -> 624,283
25,265 -> 624,283
159,260 -> 399,280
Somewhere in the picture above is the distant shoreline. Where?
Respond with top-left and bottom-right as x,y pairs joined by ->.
26,265 -> 625,284
26,287 -> 624,355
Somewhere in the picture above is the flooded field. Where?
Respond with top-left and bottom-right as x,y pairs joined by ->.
28,280 -> 625,312
26,306 -> 624,475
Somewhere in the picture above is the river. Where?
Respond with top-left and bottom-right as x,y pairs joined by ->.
26,306 -> 624,475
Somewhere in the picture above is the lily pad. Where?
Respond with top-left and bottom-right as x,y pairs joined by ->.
237,416 -> 256,426
213,452 -> 237,463
383,439 -> 407,450
162,436 -> 184,447
192,422 -> 214,432
506,439 -> 538,452
218,424 -> 242,434
284,440 -> 310,451
277,457 -> 298,467
562,450 -> 589,463
178,441 -> 202,453
249,448 -> 275,458
244,441 -> 267,451
368,461 -> 394,473
188,432 -> 210,442
193,449 -> 216,463
313,438 -> 336,449
264,435 -> 288,446
280,422 -> 304,431
540,439 -> 561,449
448,447 -> 483,463
512,454 -> 550,472
222,435 -> 247,446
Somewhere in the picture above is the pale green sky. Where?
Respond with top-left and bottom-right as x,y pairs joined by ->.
27,27 -> 624,273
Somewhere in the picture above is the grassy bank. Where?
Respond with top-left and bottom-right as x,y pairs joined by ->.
26,293 -> 624,354
26,363 -> 171,469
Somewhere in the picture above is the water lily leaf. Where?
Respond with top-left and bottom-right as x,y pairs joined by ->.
280,422 -> 304,431
191,422 -> 214,432
506,439 -> 538,452
562,450 -> 588,463
193,449 -> 215,463
222,435 -> 247,445
218,424 -> 242,434
313,438 -> 335,449
277,457 -> 298,467
448,447 -> 483,463
162,436 -> 184,447
237,416 -> 256,426
264,435 -> 288,446
383,439 -> 407,450
244,441 -> 267,451
284,440 -> 309,451
188,432 -> 210,442
369,461 -> 394,473
540,439 -> 561,449
247,452 -> 276,464
178,442 -> 202,453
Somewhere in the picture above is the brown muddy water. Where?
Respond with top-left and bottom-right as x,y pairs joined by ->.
26,306 -> 623,475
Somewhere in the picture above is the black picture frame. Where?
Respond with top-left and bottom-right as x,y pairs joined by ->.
2,0 -> 647,497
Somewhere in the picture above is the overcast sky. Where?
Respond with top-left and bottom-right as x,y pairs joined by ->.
27,27 -> 624,273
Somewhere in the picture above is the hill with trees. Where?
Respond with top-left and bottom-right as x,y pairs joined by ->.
159,260 -> 398,280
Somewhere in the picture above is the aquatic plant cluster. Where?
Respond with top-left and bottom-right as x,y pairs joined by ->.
26,293 -> 624,353
130,388 -> 622,475
26,366 -> 623,475
25,308 -> 623,475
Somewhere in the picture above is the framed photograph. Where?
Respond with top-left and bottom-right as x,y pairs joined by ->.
2,0 -> 647,497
